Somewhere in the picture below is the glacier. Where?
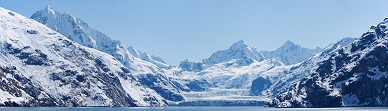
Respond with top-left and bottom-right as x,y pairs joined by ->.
167,40 -> 323,106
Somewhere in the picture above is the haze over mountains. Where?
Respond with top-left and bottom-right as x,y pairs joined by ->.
0,6 -> 387,107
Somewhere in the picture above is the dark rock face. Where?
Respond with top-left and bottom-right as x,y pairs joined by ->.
27,30 -> 38,34
179,60 -> 204,72
0,66 -> 58,107
273,19 -> 388,107
0,42 -> 143,106
8,12 -> 15,16
250,77 -> 272,96
4,43 -> 49,66
94,73 -> 138,107
185,80 -> 210,92
138,74 -> 184,102
338,44 -> 388,106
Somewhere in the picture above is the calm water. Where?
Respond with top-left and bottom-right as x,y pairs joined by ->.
1,107 -> 388,111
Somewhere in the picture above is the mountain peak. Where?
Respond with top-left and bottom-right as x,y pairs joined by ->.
182,59 -> 190,63
45,5 -> 52,10
277,40 -> 303,50
179,59 -> 204,72
261,40 -> 322,65
202,40 -> 265,66
281,40 -> 298,48
230,40 -> 248,50
127,46 -> 139,57
43,5 -> 56,15
127,46 -> 170,68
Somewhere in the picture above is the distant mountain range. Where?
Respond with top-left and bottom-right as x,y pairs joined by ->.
0,6 -> 387,107
168,39 -> 322,105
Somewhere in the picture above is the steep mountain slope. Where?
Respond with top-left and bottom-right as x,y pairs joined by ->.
262,40 -> 323,65
0,7 -> 165,107
30,6 -> 183,102
252,37 -> 357,98
273,19 -> 388,107
127,46 -> 171,69
30,6 -> 171,72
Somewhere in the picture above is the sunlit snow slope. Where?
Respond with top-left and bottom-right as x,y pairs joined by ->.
0,7 -> 166,107
30,6 -> 184,102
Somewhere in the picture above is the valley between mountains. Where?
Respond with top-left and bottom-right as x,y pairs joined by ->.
1,6 -> 388,107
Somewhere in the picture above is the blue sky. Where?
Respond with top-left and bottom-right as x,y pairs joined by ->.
1,0 -> 388,65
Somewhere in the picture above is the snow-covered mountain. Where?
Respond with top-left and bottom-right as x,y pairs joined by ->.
168,40 -> 316,105
252,37 -> 357,98
0,7 -> 165,107
30,6 -> 183,102
272,19 -> 388,107
178,40 -> 321,72
4,4 -> 383,108
127,46 -> 171,69
202,40 -> 265,66
178,40 -> 268,72
31,6 -> 171,72
262,40 -> 323,65
178,59 -> 204,72
173,36 -> 357,107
